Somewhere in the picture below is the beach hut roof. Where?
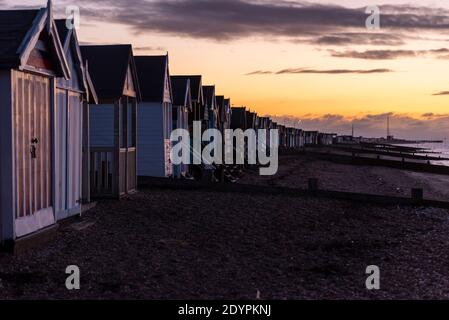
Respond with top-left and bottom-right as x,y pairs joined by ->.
0,5 -> 70,78
216,95 -> 224,107
170,76 -> 191,107
171,75 -> 203,104
231,107 -> 247,129
0,10 -> 40,67
55,19 -> 98,104
134,55 -> 170,103
216,95 -> 224,110
80,44 -> 140,101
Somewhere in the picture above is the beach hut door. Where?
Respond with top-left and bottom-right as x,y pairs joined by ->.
55,91 -> 83,220
13,73 -> 55,238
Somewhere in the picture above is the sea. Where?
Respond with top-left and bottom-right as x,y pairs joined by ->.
397,141 -> 449,167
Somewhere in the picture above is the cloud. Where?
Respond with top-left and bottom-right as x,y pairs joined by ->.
310,33 -> 406,46
246,68 -> 393,75
245,70 -> 273,75
330,48 -> 449,60
432,91 -> 449,96
269,112 -> 449,140
51,0 -> 449,45
133,46 -> 166,52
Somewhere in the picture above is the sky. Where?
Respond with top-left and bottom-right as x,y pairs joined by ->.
3,0 -> 449,140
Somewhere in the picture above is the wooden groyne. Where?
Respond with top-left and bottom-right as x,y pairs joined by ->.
330,145 -> 449,161
138,177 -> 449,209
303,150 -> 449,175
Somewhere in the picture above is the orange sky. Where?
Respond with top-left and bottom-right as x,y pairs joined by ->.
5,0 -> 449,138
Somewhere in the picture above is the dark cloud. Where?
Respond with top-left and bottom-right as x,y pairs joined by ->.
433,91 -> 449,96
246,68 -> 393,75
269,112 -> 449,140
330,48 -> 449,60
51,0 -> 449,44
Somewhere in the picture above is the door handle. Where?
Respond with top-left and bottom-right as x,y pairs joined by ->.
30,145 -> 37,159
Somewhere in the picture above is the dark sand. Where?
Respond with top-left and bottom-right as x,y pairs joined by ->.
240,155 -> 449,202
1,164 -> 449,299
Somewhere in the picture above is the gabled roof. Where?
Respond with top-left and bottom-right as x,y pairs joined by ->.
202,85 -> 216,108
0,10 -> 40,67
231,107 -> 247,130
170,76 -> 191,107
246,111 -> 256,129
171,75 -> 204,105
55,19 -> 98,104
134,55 -> 170,103
55,19 -> 70,47
216,95 -> 224,110
0,3 -> 70,78
80,44 -> 140,100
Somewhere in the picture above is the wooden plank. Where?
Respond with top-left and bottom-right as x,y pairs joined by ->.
30,75 -> 36,215
113,99 -> 120,197
42,78 -> 48,209
23,75 -> 30,217
35,76 -> 42,212
15,74 -> 24,218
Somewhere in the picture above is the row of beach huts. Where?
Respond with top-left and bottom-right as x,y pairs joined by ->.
0,2 -> 336,245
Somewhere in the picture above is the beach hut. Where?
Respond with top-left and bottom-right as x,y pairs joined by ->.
305,131 -> 319,145
203,85 -> 218,130
172,75 -> 204,134
0,1 -> 71,242
134,55 -> 173,178
54,20 -> 98,220
80,44 -> 140,198
223,98 -> 232,131
171,76 -> 192,178
216,95 -> 225,133
231,107 -> 247,130
318,133 -> 336,146
246,111 -> 256,130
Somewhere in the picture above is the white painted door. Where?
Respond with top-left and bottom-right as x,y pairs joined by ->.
13,72 -> 54,238
67,93 -> 82,212
55,90 -> 82,221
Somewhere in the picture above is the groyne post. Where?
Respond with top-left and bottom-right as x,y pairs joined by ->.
411,188 -> 424,203
308,178 -> 319,195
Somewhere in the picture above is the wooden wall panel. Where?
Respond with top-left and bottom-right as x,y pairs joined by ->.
13,73 -> 52,220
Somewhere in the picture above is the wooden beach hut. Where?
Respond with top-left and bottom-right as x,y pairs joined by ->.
203,85 -> 217,130
305,131 -> 319,145
171,76 -> 192,178
216,95 -> 225,133
134,55 -> 173,178
54,20 -> 98,220
0,2 -> 71,242
246,111 -> 256,130
80,44 -> 140,198
318,133 -> 336,146
231,107 -> 247,130
172,75 -> 204,135
223,99 -> 232,131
